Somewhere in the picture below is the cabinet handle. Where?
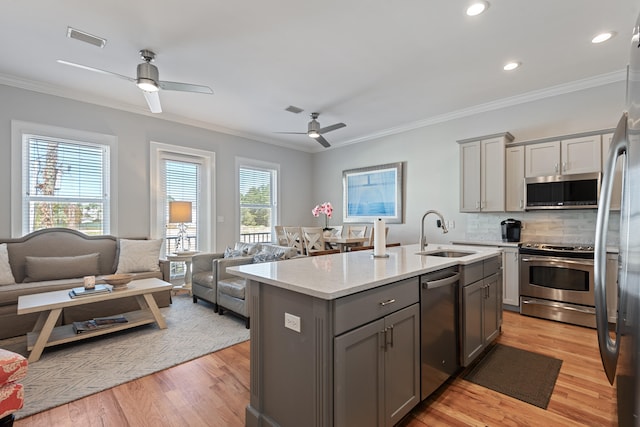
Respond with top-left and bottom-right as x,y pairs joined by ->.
388,325 -> 394,349
379,299 -> 396,307
555,163 -> 559,173
379,330 -> 387,351
519,199 -> 523,209
476,201 -> 480,209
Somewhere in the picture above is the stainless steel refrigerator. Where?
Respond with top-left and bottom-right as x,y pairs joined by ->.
595,11 -> 640,427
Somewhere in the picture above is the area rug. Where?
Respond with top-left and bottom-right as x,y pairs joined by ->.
463,344 -> 562,409
1,295 -> 250,419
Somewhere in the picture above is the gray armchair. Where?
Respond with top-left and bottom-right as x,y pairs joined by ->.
191,252 -> 224,311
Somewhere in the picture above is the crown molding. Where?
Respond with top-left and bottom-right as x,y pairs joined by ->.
337,69 -> 627,148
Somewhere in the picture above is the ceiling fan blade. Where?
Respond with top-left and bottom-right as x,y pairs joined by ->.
274,131 -> 307,135
143,91 -> 162,113
158,80 -> 213,94
57,60 -> 135,82
319,123 -> 346,134
315,135 -> 331,148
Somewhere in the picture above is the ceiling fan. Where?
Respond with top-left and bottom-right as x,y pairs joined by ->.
57,49 -> 213,113
277,112 -> 346,148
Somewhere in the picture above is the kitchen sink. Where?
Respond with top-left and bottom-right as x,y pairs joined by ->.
417,250 -> 476,258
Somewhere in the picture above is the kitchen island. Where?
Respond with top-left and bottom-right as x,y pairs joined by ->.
228,243 -> 501,427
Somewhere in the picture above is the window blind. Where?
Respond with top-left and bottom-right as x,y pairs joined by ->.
239,166 -> 275,243
24,136 -> 109,235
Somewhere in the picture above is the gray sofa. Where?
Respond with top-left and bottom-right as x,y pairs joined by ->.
0,228 -> 171,340
192,242 -> 299,328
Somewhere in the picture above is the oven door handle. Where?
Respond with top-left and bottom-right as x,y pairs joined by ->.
520,257 -> 593,267
594,112 -> 627,385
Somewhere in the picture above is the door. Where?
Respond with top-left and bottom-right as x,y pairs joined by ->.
481,137 -> 506,211
460,141 -> 481,212
462,279 -> 484,366
334,318 -> 385,427
384,304 -> 420,427
483,273 -> 501,344
525,141 -> 560,177
561,135 -> 601,174
505,146 -> 525,211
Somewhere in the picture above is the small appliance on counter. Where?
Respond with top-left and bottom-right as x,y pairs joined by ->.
500,219 -> 521,242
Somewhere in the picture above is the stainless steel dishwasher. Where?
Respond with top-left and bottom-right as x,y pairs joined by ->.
420,266 -> 460,400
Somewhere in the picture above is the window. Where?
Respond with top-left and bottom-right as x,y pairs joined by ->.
238,159 -> 279,243
11,121 -> 115,237
150,142 -> 215,257
161,156 -> 201,255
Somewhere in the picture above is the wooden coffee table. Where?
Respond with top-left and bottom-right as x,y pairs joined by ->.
17,278 -> 173,362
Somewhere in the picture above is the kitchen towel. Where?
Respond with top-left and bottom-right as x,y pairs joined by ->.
374,218 -> 386,257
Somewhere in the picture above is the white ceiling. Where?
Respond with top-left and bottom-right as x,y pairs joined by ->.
1,1 -> 638,152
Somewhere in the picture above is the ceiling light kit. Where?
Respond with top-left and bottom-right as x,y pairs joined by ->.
276,112 -> 346,148
466,1 -> 489,17
57,49 -> 213,114
503,61 -> 521,71
592,31 -> 616,44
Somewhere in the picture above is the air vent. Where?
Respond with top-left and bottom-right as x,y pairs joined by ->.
285,105 -> 304,114
66,27 -> 106,48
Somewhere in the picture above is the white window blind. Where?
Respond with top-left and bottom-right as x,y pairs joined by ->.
239,165 -> 276,243
23,135 -> 109,235
161,156 -> 201,255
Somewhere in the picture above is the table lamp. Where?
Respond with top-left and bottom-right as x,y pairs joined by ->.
169,201 -> 192,252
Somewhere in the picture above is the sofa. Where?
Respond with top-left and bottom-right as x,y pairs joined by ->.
192,242 -> 300,328
0,228 -> 172,340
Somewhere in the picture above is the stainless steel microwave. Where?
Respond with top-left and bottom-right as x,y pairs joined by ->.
524,172 -> 601,210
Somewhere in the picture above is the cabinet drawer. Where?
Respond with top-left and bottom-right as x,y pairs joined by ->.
483,256 -> 502,277
334,277 -> 419,336
461,261 -> 483,286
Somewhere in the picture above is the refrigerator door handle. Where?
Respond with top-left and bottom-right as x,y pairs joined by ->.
595,112 -> 627,385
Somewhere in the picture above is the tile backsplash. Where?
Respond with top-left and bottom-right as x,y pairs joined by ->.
465,210 -> 620,246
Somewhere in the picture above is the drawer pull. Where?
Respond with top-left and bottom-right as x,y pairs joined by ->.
379,299 -> 396,307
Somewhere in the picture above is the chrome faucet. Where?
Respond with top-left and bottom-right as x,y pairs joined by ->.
420,210 -> 448,251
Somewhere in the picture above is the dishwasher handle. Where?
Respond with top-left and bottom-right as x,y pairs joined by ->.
424,273 -> 460,290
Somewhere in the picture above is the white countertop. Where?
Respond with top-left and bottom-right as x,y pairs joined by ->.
451,240 -> 521,248
228,244 -> 502,300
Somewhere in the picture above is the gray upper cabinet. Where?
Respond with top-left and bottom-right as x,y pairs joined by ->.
459,133 -> 514,212
505,145 -> 525,211
525,135 -> 602,177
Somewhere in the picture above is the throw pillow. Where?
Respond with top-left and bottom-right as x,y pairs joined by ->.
115,239 -> 162,274
0,244 -> 16,285
24,253 -> 100,282
234,242 -> 260,255
224,247 -> 244,258
252,250 -> 280,264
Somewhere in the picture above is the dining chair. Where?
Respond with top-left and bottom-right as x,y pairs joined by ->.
301,227 -> 339,256
283,226 -> 305,254
274,225 -> 288,245
346,225 -> 368,239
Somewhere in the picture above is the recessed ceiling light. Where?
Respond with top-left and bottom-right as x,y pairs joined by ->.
592,31 -> 616,44
466,1 -> 489,16
503,61 -> 521,71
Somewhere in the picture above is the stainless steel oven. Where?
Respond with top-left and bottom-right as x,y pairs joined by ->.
519,243 -> 596,328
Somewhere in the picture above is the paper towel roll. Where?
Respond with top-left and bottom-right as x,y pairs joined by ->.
374,218 -> 386,257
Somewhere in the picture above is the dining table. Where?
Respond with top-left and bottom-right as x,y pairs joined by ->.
324,236 -> 368,252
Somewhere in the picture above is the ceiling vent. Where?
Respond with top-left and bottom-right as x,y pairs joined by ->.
66,27 -> 106,48
285,105 -> 304,114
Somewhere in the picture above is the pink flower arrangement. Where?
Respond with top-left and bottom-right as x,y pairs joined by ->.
312,202 -> 333,229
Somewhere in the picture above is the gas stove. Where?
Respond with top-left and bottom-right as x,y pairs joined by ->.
519,242 -> 595,259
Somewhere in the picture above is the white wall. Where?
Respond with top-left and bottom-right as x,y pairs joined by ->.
312,81 -> 626,245
0,84 -> 313,250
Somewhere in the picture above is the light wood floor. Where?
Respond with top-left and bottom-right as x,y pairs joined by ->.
15,310 -> 616,427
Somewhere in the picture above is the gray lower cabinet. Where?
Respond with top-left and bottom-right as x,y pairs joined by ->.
461,257 -> 503,367
334,303 -> 420,427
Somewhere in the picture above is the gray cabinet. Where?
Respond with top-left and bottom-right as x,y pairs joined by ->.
501,246 -> 520,307
334,303 -> 420,427
460,257 -> 503,367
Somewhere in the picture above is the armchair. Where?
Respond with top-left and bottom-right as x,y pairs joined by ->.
191,252 -> 225,311
0,349 -> 27,427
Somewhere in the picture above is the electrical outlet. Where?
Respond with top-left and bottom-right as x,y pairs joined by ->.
284,312 -> 301,333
